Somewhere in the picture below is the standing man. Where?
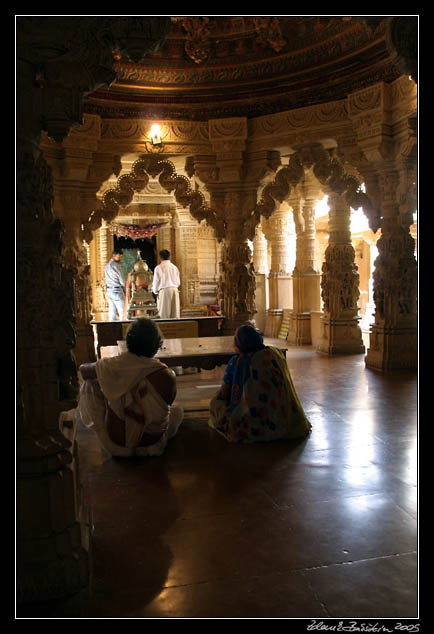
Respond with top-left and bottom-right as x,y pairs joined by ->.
104,248 -> 126,321
152,249 -> 181,318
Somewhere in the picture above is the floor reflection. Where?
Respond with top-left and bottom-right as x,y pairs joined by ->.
19,345 -> 417,618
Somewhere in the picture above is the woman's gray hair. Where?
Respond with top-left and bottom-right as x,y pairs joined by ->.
125,318 -> 163,357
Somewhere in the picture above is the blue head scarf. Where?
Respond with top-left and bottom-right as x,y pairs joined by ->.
224,325 -> 266,411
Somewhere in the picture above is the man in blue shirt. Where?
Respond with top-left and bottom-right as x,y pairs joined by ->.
104,248 -> 126,321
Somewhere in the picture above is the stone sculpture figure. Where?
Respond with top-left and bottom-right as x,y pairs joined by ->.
126,251 -> 159,319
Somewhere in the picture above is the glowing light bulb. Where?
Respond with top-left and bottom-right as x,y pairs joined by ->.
150,124 -> 162,145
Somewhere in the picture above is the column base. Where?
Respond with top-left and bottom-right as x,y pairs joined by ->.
288,312 -> 312,345
17,415 -> 91,604
317,316 -> 365,355
221,313 -> 254,336
365,324 -> 417,371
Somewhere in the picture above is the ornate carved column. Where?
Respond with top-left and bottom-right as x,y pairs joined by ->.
216,190 -> 258,334
252,222 -> 268,275
197,221 -> 221,305
317,191 -> 365,355
288,176 -> 322,345
156,207 -> 176,257
252,222 -> 269,332
364,165 -> 417,370
16,16 -> 170,604
41,116 -> 121,366
262,204 -> 295,309
90,219 -> 112,320
195,119 -> 280,334
262,204 -> 295,336
348,78 -> 417,370
174,206 -> 201,306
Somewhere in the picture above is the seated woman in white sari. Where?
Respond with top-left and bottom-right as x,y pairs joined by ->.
78,318 -> 183,457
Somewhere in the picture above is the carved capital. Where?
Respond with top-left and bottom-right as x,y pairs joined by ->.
243,150 -> 281,184
347,77 -> 417,167
208,118 -> 248,180
185,155 -> 218,184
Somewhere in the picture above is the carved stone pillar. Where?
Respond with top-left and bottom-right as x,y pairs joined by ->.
317,192 -> 365,355
61,214 -> 95,367
288,180 -> 322,345
217,192 -> 257,334
175,207 -> 201,306
16,15 -> 171,604
16,90 -> 89,607
365,168 -> 417,370
156,210 -> 175,257
262,204 -> 295,336
264,205 -> 295,310
252,222 -> 269,332
41,117 -> 122,365
90,219 -> 113,320
252,222 -> 268,275
197,221 -> 221,305
347,78 -> 418,370
194,121 -> 280,334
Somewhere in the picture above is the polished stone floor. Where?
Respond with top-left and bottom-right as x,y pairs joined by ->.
19,340 -> 418,619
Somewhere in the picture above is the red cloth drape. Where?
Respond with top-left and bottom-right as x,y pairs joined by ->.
110,222 -> 167,240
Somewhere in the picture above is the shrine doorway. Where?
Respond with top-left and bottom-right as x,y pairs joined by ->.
114,235 -> 157,276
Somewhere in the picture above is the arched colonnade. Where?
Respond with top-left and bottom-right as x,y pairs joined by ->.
90,147 -> 371,350
78,111 -> 416,373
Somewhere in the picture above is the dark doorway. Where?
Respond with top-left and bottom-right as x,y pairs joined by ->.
114,235 -> 157,271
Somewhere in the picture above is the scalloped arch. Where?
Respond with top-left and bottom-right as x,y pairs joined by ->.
255,144 -> 381,232
85,155 -> 214,242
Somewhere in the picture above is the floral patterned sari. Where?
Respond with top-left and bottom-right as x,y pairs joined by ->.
208,326 -> 311,443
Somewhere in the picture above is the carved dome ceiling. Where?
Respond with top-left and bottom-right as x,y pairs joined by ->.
83,16 -> 408,121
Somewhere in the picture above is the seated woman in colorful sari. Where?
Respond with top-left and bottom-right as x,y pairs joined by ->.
208,324 -> 311,443
78,317 -> 183,457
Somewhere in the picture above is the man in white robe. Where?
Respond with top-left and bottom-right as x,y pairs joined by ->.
152,249 -> 181,318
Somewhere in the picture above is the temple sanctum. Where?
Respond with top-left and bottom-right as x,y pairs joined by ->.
16,16 -> 418,618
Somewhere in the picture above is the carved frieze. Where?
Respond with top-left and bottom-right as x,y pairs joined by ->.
100,119 -> 209,144
209,117 -> 247,141
250,98 -> 349,140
